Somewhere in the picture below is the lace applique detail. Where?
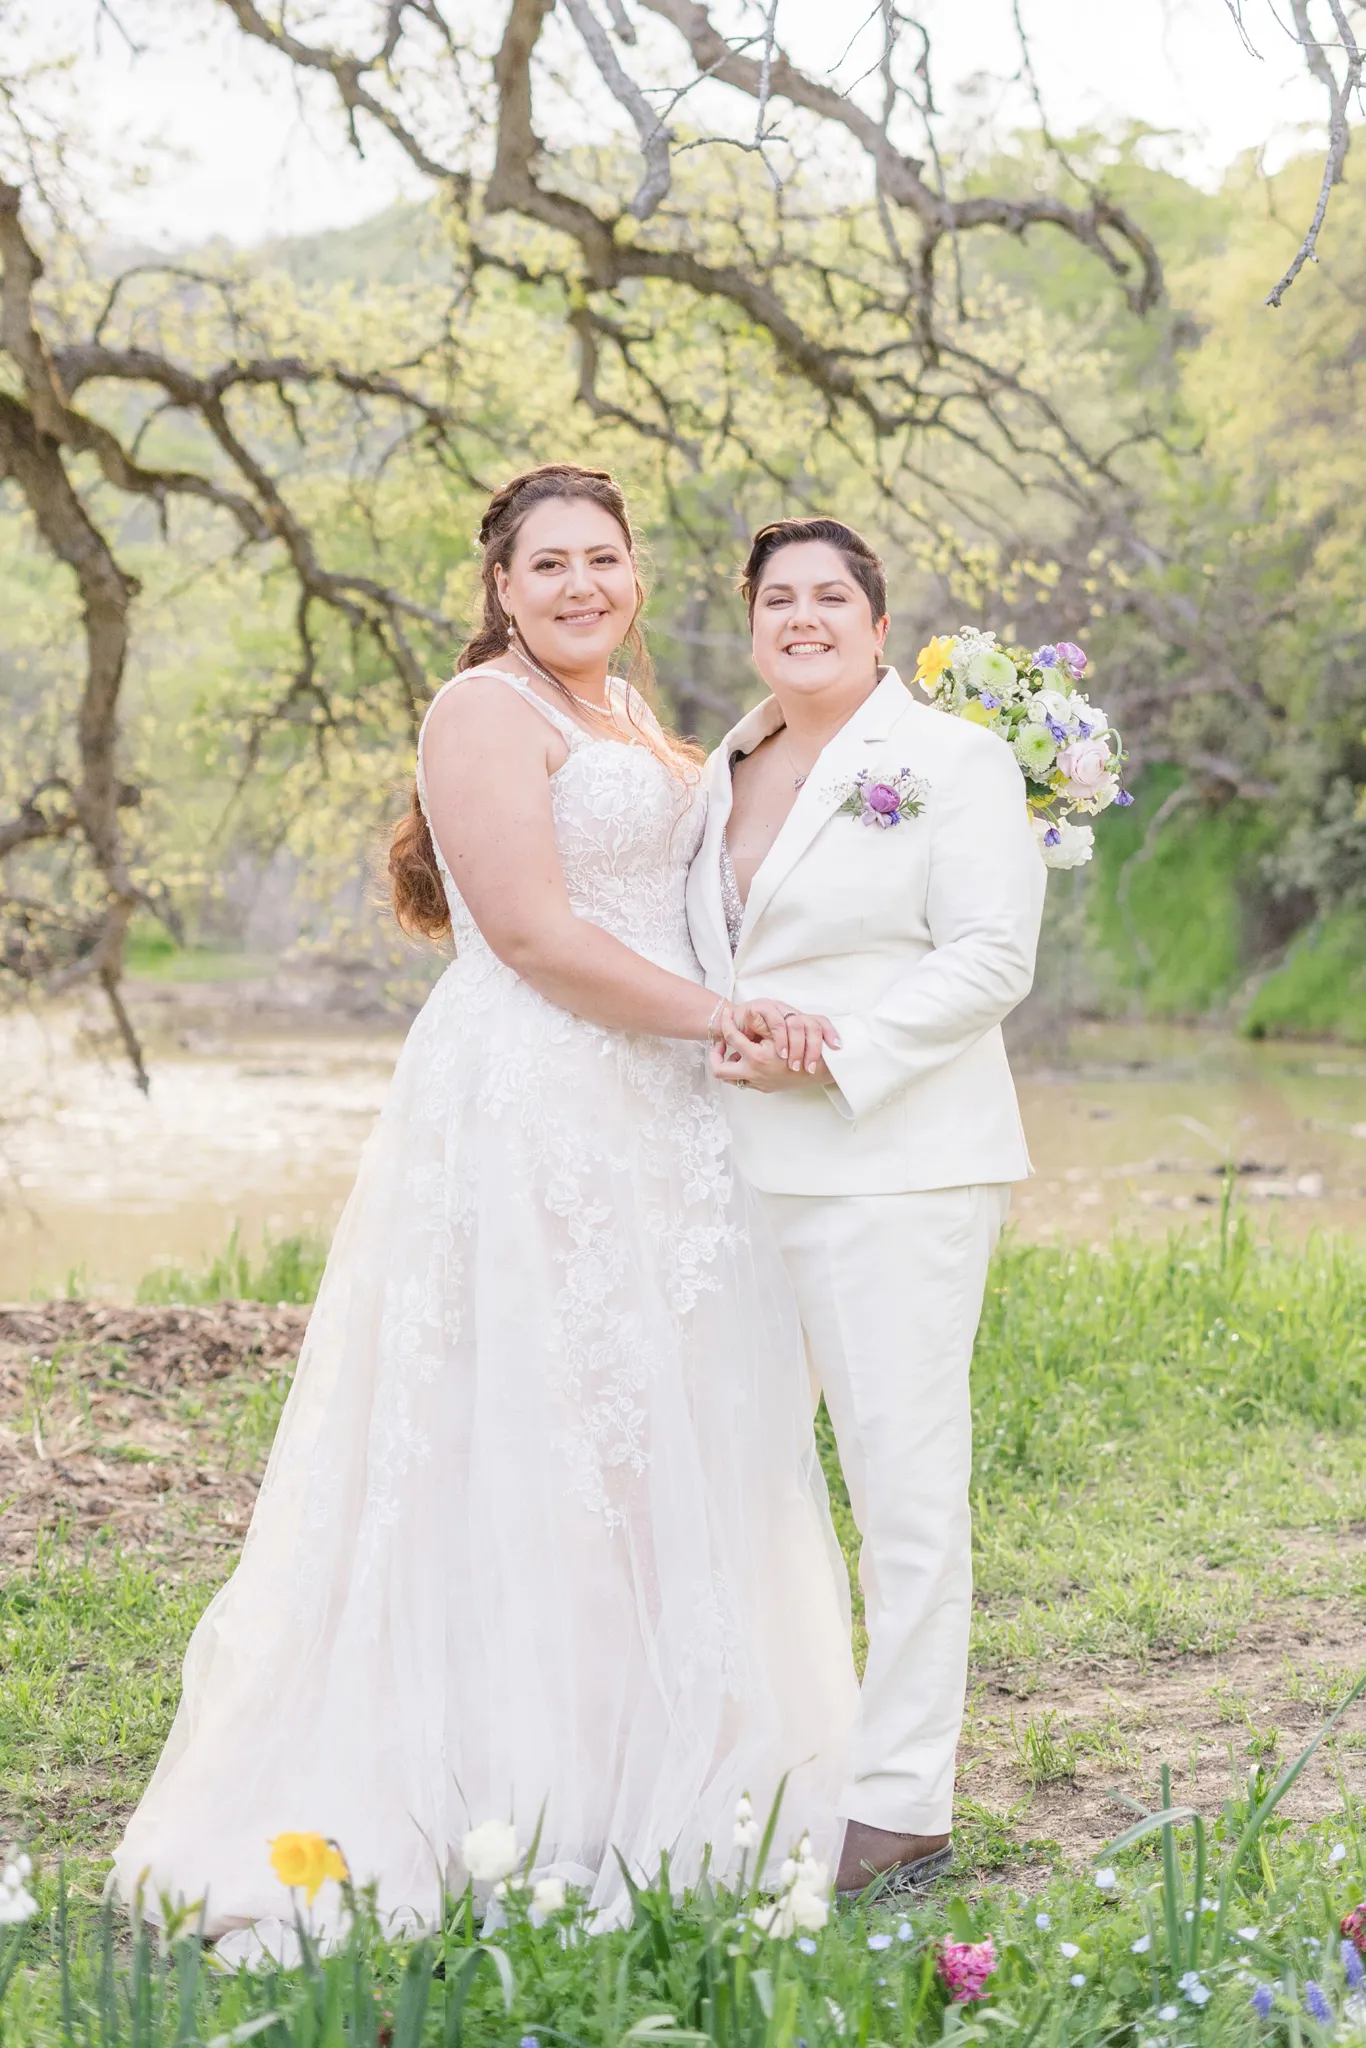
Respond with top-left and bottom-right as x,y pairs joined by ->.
398,668 -> 740,1525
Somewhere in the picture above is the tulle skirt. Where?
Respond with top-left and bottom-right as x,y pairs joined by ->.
112,953 -> 858,1942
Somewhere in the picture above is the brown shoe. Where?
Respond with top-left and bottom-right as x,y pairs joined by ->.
836,1822 -> 952,1898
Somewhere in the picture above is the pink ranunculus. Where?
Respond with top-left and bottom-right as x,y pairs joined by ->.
865,782 -> 902,815
938,1936 -> 997,2003
1056,736 -> 1112,796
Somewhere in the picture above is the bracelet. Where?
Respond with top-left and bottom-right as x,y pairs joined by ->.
707,998 -> 726,1038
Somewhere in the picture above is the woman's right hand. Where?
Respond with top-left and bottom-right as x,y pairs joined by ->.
727,997 -> 841,1075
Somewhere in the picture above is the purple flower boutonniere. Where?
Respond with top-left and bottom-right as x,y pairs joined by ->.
836,767 -> 927,829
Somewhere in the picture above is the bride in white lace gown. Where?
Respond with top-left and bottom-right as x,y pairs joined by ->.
112,465 -> 857,1949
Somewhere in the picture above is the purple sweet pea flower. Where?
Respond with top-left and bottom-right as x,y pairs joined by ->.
865,782 -> 902,815
1056,640 -> 1088,675
1115,789 -> 1135,806
1032,645 -> 1059,668
1044,826 -> 1061,847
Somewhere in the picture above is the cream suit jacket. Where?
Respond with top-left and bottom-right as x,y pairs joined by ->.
685,668 -> 1047,1196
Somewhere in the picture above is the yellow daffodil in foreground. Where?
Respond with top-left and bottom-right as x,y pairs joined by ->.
914,636 -> 955,685
268,1832 -> 348,1904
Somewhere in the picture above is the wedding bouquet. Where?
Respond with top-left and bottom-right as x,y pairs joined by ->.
914,627 -> 1132,869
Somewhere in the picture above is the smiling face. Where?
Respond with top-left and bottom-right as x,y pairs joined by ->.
494,496 -> 639,685
749,540 -> 889,709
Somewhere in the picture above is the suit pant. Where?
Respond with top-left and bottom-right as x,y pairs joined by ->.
756,1182 -> 1010,1835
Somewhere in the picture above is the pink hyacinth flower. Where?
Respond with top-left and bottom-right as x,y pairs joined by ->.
938,1936 -> 997,2003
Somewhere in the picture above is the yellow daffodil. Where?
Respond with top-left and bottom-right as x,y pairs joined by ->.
269,1832 -> 348,1904
914,635 -> 955,685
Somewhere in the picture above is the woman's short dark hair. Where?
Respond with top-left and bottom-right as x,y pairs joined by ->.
739,518 -> 888,625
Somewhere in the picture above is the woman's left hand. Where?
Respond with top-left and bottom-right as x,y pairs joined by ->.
710,1019 -> 832,1091
729,997 -> 840,1075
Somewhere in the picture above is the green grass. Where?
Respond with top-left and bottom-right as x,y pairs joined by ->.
135,1227 -> 329,1306
1242,909 -> 1366,1044
5,1216 -> 1366,2040
1088,767 -> 1279,1017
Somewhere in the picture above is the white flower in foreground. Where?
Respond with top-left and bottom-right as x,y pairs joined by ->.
1132,1935 -> 1151,1953
733,1795 -> 761,1852
1035,1912 -> 1052,1930
462,1820 -> 521,1884
1033,815 -> 1095,871
1332,1844 -> 1348,1864
1060,1941 -> 1080,1958
1094,1868 -> 1117,1891
1159,2005 -> 1180,2022
1238,1927 -> 1259,1941
789,1882 -> 829,1933
1070,1973 -> 1086,1988
0,1871 -> 37,1925
752,1895 -> 797,1939
531,1877 -> 567,1917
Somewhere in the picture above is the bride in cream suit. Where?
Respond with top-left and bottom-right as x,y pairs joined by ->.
686,517 -> 1046,1897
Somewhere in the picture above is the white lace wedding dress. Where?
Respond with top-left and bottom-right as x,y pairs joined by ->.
112,669 -> 857,1951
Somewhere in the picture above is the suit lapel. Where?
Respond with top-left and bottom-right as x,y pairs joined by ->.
736,669 -> 914,954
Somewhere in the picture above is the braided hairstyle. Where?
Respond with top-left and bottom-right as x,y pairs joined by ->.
389,463 -> 688,941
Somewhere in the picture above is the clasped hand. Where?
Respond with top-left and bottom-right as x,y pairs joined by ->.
707,996 -> 840,1092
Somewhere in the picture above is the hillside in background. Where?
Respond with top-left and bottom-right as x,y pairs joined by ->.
7,140 -> 1366,1044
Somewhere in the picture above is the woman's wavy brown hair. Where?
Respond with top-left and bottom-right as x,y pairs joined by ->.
389,462 -> 693,942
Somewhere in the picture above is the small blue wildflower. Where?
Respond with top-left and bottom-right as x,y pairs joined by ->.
1047,719 -> 1069,744
1033,646 -> 1059,669
1158,2004 -> 1179,2021
1070,1973 -> 1086,1988
1344,1940 -> 1365,1988
868,1933 -> 893,1952
980,693 -> 1001,710
1115,789 -> 1135,806
521,2037 -> 540,2047
1077,721 -> 1093,739
1131,1934 -> 1151,1954
1251,1984 -> 1275,2019
897,1921 -> 913,1942
1306,1981 -> 1332,2023
795,1938 -> 817,1956
1035,1911 -> 1051,1930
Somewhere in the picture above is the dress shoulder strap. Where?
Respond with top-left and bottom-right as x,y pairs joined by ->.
416,667 -> 590,819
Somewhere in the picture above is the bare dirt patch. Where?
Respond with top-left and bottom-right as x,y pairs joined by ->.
0,1301 -> 309,1569
966,1619 -> 1366,1874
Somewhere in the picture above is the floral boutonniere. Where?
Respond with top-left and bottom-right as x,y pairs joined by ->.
835,766 -> 928,829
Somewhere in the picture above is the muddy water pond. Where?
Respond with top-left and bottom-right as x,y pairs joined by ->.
1,985 -> 1364,1300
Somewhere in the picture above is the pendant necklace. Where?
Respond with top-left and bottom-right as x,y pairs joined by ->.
779,729 -> 811,790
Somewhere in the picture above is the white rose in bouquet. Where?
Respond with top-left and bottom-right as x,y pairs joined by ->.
1033,815 -> 1095,870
